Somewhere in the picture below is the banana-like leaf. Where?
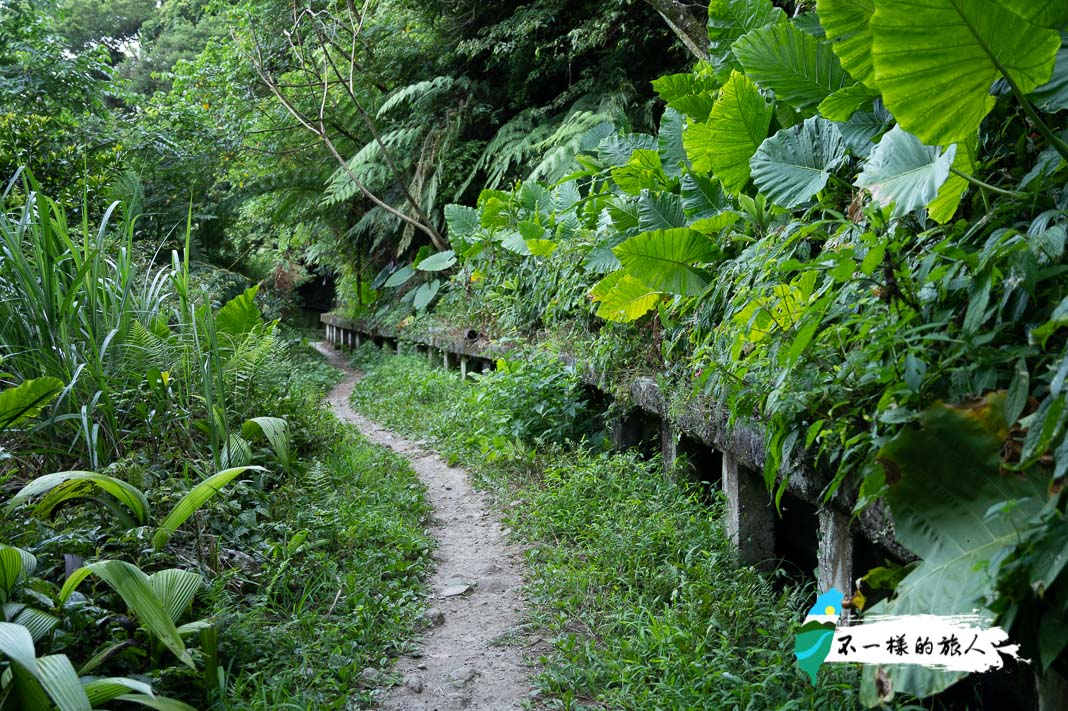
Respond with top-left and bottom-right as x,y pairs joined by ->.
37,654 -> 90,711
215,285 -> 262,337
152,466 -> 262,551
116,694 -> 198,711
83,677 -> 153,705
637,191 -> 687,231
613,228 -> 719,297
7,471 -> 150,526
593,273 -> 662,322
732,21 -> 854,111
416,250 -> 456,272
861,395 -> 1047,701
870,0 -> 1061,146
148,569 -> 203,624
242,417 -> 291,469
0,620 -> 40,678
0,545 -> 35,603
928,133 -> 979,223
0,377 -> 63,431
750,117 -> 846,208
707,0 -> 785,69
220,434 -> 252,469
854,126 -> 956,217
816,0 -> 876,87
59,561 -> 194,669
5,603 -> 59,642
684,71 -> 773,194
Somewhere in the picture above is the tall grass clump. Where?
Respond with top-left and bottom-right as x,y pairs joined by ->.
0,172 -> 279,468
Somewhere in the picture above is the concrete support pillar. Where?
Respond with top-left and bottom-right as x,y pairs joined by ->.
328,324 -> 335,345
428,346 -> 435,364
443,350 -> 451,369
818,508 -> 854,595
660,420 -> 678,474
722,452 -> 775,566
460,356 -> 468,380
610,412 -> 641,450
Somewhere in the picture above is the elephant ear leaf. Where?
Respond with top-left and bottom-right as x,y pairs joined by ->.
816,0 -> 876,88
613,228 -> 719,297
869,0 -> 1061,146
861,394 -> 1047,700
854,126 -> 956,217
732,21 -> 854,112
750,117 -> 846,208
684,70 -> 773,194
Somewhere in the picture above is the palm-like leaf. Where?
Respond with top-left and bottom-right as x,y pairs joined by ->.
7,471 -> 150,525
152,466 -> 262,551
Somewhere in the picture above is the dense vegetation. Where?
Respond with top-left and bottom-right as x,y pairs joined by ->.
3,0 -> 1067,707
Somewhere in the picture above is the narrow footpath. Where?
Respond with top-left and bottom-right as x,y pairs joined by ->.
314,343 -> 537,711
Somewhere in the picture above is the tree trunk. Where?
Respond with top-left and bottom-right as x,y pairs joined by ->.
643,0 -> 710,63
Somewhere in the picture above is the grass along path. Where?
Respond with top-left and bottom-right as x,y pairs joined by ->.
314,342 -> 536,710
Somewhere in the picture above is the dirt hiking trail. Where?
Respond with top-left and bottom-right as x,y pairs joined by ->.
314,342 -> 538,710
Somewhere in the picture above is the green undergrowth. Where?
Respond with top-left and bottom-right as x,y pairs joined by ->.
348,345 -> 902,710
210,344 -> 432,709
217,426 -> 432,709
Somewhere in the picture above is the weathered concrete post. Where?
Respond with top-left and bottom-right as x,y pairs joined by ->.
460,356 -> 468,380
660,420 -> 678,474
443,349 -> 451,369
722,452 -> 775,565
355,332 -> 362,348
817,508 -> 854,594
328,324 -> 335,346
428,345 -> 435,364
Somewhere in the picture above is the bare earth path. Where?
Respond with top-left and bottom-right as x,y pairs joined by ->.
314,343 -> 536,711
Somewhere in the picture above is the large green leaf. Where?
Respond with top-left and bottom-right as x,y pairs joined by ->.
592,273 -> 661,323
680,174 -> 729,219
816,0 -> 876,87
215,285 -> 262,337
750,117 -> 846,208
707,0 -> 785,69
416,250 -> 457,272
684,71 -> 773,194
610,149 -> 671,195
115,694 -> 198,710
870,0 -> 1061,146
637,191 -> 687,231
148,569 -> 203,624
732,21 -> 854,111
0,545 -> 35,603
863,396 -> 1048,701
37,655 -> 91,711
0,377 -> 63,431
1030,35 -> 1068,112
59,561 -> 194,669
657,107 -> 688,177
242,416 -> 291,469
854,126 -> 956,217
6,603 -> 59,642
83,677 -> 154,706
613,228 -> 719,296
7,471 -> 150,525
443,204 -> 481,245
383,265 -> 415,289
928,133 -> 979,223
152,466 -> 262,551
